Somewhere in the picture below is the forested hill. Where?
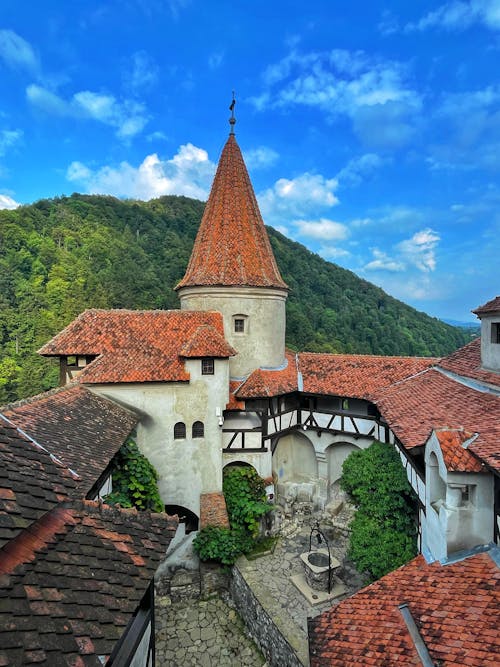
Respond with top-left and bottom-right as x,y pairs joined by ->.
0,193 -> 471,402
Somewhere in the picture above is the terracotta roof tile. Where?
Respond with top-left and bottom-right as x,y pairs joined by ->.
38,309 -> 230,384
309,551 -> 500,666
373,369 -> 500,471
0,415 -> 79,549
435,428 -> 484,473
176,134 -> 288,290
473,296 -> 500,315
199,492 -> 230,529
3,385 -> 138,494
0,500 -> 177,665
439,338 -> 500,389
226,381 -> 245,410
237,351 -> 299,398
179,325 -> 236,358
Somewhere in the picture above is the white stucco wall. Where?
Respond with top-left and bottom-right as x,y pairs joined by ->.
479,313 -> 500,371
88,358 -> 229,519
178,286 -> 287,377
423,433 -> 495,561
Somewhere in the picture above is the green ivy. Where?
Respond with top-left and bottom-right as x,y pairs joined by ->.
193,466 -> 271,566
104,437 -> 163,512
341,440 -> 417,581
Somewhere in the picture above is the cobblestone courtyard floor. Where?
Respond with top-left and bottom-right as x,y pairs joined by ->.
155,507 -> 366,666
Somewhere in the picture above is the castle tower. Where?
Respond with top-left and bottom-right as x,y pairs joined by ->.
176,112 -> 288,378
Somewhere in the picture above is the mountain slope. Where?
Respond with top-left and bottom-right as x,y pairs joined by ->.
0,194 -> 471,402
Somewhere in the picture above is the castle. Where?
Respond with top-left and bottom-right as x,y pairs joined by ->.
1,117 -> 499,665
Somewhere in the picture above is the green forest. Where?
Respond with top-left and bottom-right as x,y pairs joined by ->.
0,193 -> 473,403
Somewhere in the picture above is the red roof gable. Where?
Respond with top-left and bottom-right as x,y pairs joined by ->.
435,428 -> 484,473
38,309 -> 232,383
309,551 -> 500,666
180,324 -> 236,358
473,296 -> 500,315
373,369 -> 500,471
176,133 -> 288,290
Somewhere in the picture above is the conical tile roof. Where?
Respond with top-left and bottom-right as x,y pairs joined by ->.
176,133 -> 287,290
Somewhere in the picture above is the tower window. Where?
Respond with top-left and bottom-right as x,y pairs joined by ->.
192,421 -> 204,438
174,422 -> 186,439
234,318 -> 245,333
492,323 -> 500,344
201,358 -> 214,375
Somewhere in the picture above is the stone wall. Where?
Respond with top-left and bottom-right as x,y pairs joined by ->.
230,564 -> 306,667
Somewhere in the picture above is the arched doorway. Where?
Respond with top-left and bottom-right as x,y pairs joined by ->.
273,431 -> 317,484
326,442 -> 360,500
164,504 -> 199,533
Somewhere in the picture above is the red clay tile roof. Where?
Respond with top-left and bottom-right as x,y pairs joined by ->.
237,350 -> 299,398
3,385 -> 138,494
176,134 -> 288,290
199,492 -> 230,529
0,500 -> 176,666
434,428 -> 484,473
373,369 -> 500,471
473,296 -> 500,315
180,324 -> 236,358
0,415 -> 79,549
299,353 -> 438,398
227,381 -> 246,410
439,338 -> 500,388
38,309 -> 230,383
236,352 -> 436,400
309,551 -> 500,666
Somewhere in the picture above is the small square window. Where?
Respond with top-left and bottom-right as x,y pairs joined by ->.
234,318 -> 245,333
201,358 -> 214,375
492,322 -> 500,344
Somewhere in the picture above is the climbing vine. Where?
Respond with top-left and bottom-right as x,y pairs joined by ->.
341,440 -> 418,580
104,437 -> 163,512
193,465 -> 270,565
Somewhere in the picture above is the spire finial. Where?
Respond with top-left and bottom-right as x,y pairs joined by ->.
229,91 -> 236,134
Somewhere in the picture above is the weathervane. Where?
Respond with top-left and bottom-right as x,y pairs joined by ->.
229,91 -> 236,134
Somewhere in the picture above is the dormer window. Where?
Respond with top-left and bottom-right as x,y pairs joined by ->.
201,358 -> 214,375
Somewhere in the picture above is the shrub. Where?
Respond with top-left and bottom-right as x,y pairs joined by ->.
341,440 -> 417,580
223,465 -> 269,536
104,437 -> 163,512
193,526 -> 253,565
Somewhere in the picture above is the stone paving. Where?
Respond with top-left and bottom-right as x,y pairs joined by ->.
155,500 -> 366,666
155,595 -> 266,666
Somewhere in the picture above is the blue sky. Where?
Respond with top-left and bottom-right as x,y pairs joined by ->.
1,1 -> 499,322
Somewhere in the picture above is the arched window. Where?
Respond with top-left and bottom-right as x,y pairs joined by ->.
174,422 -> 186,439
192,421 -> 204,438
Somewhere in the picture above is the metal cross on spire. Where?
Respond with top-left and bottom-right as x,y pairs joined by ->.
229,91 -> 236,134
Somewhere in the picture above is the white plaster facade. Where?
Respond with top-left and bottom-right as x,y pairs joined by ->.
90,357 -> 230,519
178,285 -> 287,377
477,311 -> 500,372
423,431 -> 494,561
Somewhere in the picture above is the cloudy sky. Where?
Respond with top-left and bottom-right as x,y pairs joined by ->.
1,1 -> 499,322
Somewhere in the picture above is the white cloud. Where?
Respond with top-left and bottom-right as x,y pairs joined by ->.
336,153 -> 386,187
250,48 -> 421,149
258,172 -> 339,225
294,218 -> 349,241
0,129 -> 23,156
319,246 -> 351,260
124,51 -> 159,92
208,51 -> 224,69
364,248 -> 405,272
66,143 -> 216,200
0,193 -> 20,209
26,84 -> 149,138
243,146 -> 279,170
406,0 -> 500,32
397,228 -> 441,272
0,29 -> 39,72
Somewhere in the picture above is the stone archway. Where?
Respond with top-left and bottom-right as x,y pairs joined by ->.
164,504 -> 199,533
325,442 -> 360,501
273,431 -> 318,485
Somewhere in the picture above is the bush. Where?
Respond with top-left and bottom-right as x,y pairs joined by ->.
341,441 -> 417,580
104,437 -> 163,512
193,527 -> 253,565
